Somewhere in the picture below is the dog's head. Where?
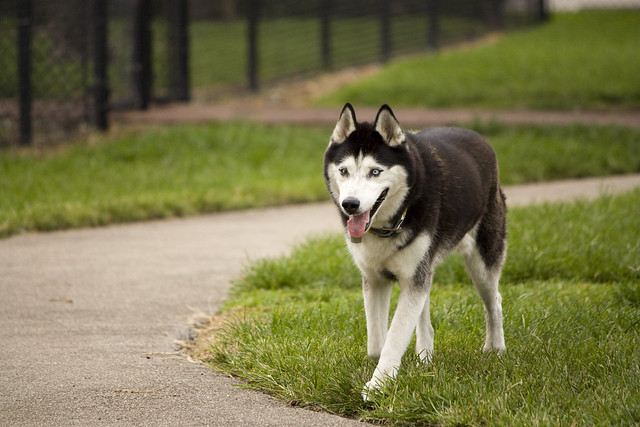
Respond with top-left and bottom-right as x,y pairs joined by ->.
324,103 -> 411,242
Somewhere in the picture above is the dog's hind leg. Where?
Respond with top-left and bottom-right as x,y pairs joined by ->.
463,189 -> 507,352
463,241 -> 506,352
362,275 -> 393,363
415,289 -> 434,364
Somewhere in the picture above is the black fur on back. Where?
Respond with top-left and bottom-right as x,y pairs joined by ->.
405,127 -> 506,266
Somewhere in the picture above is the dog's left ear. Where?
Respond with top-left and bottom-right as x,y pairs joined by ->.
374,105 -> 405,146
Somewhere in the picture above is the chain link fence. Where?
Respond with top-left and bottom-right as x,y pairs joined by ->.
0,0 -> 554,147
1,0 -> 93,146
0,0 -> 187,147
190,0 -> 547,99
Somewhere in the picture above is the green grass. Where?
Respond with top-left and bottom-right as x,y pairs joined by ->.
468,123 -> 640,184
205,190 -> 640,425
316,11 -> 640,110
0,122 -> 327,237
2,122 -> 640,238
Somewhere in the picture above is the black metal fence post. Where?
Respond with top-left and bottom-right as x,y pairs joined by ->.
133,0 -> 152,109
18,0 -> 32,145
380,0 -> 391,62
320,0 -> 332,70
538,0 -> 549,22
484,0 -> 505,31
169,0 -> 190,101
93,0 -> 108,131
427,0 -> 439,51
248,0 -> 260,92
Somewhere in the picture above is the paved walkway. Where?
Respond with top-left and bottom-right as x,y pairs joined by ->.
2,173 -> 639,426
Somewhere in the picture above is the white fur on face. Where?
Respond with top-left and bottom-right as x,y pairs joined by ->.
328,153 -> 409,226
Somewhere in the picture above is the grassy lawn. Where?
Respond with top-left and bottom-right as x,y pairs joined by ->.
203,190 -> 640,425
0,122 -> 326,238
316,11 -> 640,110
2,122 -> 640,238
2,122 -> 640,239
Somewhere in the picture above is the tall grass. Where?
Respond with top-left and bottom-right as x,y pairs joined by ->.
206,190 -> 640,425
0,122 -> 327,237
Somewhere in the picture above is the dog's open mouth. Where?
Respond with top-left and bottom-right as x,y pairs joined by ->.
347,188 -> 388,242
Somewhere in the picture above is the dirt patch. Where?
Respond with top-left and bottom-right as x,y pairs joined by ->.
180,306 -> 260,364
252,64 -> 382,107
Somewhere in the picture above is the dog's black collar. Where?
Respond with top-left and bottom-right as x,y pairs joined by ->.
368,207 -> 408,238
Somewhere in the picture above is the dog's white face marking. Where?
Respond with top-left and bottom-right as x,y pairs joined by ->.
327,153 -> 409,227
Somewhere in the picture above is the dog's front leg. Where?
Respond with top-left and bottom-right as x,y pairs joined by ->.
362,276 -> 393,363
363,281 -> 430,400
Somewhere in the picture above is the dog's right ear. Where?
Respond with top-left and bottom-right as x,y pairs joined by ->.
330,103 -> 357,144
374,104 -> 404,146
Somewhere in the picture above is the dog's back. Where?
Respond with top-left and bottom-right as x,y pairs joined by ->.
407,127 -> 506,265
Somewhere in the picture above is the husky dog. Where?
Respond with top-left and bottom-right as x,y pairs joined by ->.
324,104 -> 507,399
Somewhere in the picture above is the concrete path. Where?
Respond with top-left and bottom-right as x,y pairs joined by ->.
2,174 -> 639,426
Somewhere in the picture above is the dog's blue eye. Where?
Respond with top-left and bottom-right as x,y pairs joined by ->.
370,168 -> 383,177
339,166 -> 348,176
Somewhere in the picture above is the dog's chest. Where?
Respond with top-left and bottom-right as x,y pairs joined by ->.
347,232 -> 432,282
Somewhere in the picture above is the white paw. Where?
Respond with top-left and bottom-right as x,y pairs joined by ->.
483,343 -> 506,354
417,349 -> 433,365
361,365 -> 398,401
361,378 -> 382,402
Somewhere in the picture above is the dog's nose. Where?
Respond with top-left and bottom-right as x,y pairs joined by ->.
342,197 -> 360,214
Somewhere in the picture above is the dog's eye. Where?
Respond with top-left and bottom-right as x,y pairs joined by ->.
370,168 -> 383,177
338,166 -> 349,176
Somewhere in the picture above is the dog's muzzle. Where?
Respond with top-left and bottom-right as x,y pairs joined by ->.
345,189 -> 388,243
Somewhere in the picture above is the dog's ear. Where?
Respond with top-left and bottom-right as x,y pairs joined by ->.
374,104 -> 404,146
330,103 -> 357,144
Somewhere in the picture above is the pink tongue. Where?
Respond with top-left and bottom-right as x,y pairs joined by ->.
347,210 -> 370,238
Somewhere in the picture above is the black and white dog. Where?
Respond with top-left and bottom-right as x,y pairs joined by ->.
324,104 -> 507,399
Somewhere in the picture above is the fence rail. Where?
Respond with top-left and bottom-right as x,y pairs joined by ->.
1,0 -> 548,147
